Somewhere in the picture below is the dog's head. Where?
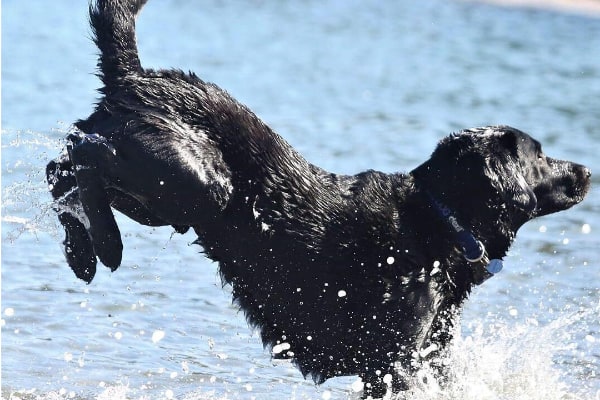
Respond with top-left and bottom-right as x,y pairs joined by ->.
412,125 -> 591,231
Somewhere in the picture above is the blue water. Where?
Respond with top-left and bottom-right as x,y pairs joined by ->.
2,1 -> 599,399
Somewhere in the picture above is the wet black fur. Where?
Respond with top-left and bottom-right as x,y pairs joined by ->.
46,0 -> 591,397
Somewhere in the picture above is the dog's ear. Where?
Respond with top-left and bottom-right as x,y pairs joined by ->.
411,136 -> 491,206
485,157 -> 537,216
413,129 -> 537,221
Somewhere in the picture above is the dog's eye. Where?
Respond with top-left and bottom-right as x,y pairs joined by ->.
537,153 -> 545,162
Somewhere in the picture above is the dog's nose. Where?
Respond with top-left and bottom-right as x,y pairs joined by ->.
579,166 -> 592,181
574,164 -> 591,179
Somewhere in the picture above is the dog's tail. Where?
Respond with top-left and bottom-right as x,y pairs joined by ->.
89,0 -> 147,87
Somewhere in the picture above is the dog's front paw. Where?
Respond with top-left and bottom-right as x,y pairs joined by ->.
60,212 -> 97,283
47,158 -> 98,283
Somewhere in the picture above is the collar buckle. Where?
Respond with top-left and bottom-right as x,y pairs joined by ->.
426,191 -> 503,285
463,239 -> 486,263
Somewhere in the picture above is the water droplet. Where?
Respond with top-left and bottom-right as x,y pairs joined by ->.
383,373 -> 393,384
585,334 -> 595,343
152,330 -> 165,343
272,342 -> 291,354
351,379 -> 364,392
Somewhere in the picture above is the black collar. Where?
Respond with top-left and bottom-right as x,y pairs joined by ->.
426,191 -> 503,285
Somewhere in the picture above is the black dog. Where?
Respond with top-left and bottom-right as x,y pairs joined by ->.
46,0 -> 591,397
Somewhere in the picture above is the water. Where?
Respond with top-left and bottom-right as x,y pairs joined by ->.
2,1 -> 599,399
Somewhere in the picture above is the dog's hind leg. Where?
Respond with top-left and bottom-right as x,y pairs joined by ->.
67,133 -> 123,271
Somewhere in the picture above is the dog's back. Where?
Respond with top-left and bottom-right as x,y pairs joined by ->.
69,3 -> 420,392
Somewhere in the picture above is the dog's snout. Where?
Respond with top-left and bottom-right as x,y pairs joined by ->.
582,166 -> 592,179
574,163 -> 592,183
572,163 -> 592,201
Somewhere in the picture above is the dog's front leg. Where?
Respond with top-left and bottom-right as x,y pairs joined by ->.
46,154 -> 97,283
68,133 -> 123,271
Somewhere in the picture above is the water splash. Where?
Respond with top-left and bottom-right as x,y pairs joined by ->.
1,129 -> 66,242
396,303 -> 600,400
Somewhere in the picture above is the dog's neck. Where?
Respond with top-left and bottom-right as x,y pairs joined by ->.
424,190 -> 503,285
399,174 -> 503,286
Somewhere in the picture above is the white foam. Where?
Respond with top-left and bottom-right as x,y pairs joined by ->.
394,307 -> 599,400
